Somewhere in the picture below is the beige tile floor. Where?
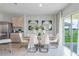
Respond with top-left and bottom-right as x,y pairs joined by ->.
0,46 -> 64,56
0,46 -> 76,56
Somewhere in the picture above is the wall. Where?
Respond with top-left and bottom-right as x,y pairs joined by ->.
24,15 -> 56,37
0,13 -> 3,21
0,13 -> 11,22
55,11 -> 64,55
56,14 -> 59,34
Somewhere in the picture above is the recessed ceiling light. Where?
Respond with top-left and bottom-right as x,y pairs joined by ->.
39,4 -> 43,7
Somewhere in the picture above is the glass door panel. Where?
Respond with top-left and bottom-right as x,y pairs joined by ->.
64,13 -> 79,56
64,16 -> 72,55
72,13 -> 79,55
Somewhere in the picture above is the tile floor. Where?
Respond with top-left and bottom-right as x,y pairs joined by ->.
0,45 -> 76,56
0,45 -> 64,56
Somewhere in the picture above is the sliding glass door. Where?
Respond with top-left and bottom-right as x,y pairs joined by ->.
64,16 -> 72,56
64,12 -> 79,56
72,13 -> 79,55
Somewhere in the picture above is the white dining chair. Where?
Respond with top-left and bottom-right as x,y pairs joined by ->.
50,33 -> 59,48
39,31 -> 50,53
27,33 -> 39,53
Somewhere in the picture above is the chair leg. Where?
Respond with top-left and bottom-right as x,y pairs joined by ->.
39,48 -> 48,53
9,43 -> 13,55
39,45 -> 49,53
27,48 -> 37,53
27,44 -> 38,53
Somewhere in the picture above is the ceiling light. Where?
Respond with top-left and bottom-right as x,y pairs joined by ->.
39,4 -> 42,7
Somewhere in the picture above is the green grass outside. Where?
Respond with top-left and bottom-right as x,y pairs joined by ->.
65,29 -> 78,42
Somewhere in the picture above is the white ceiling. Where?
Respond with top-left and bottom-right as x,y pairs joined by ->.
0,3 -> 68,16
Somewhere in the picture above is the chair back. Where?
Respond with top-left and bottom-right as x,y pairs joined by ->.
40,33 -> 50,45
30,34 -> 38,44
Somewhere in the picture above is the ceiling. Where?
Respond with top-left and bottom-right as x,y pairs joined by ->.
0,3 -> 68,16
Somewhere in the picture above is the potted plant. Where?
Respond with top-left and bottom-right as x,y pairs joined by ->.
40,25 -> 44,30
18,28 -> 23,32
38,32 -> 41,36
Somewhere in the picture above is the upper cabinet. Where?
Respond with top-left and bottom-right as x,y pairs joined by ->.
11,16 -> 24,28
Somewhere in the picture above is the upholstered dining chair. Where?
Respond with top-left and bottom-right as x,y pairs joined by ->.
27,33 -> 39,53
50,33 -> 59,48
39,31 -> 50,53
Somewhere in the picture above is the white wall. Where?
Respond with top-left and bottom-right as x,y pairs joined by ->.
0,13 -> 3,21
53,11 -> 65,55
0,13 -> 11,22
56,11 -> 64,47
24,15 -> 56,37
